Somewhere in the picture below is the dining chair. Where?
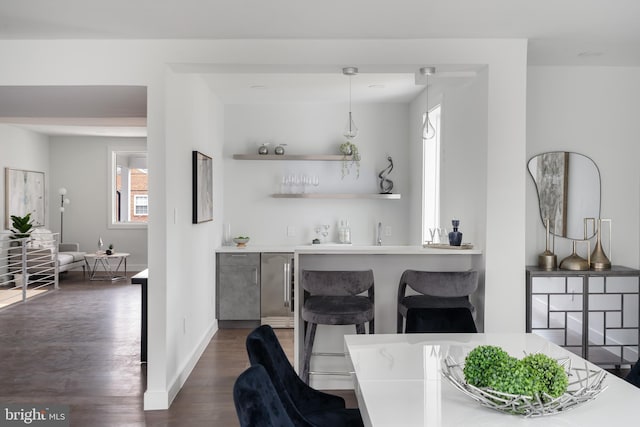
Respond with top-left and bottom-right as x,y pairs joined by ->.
405,306 -> 477,333
397,270 -> 478,333
625,358 -> 640,388
233,364 -> 309,427
301,270 -> 375,385
246,324 -> 364,427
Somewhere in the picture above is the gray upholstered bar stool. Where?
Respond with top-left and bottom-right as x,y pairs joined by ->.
301,270 -> 375,384
397,270 -> 478,333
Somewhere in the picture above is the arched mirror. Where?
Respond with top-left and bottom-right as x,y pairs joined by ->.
528,151 -> 601,240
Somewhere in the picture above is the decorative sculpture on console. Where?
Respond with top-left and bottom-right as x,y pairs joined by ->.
378,156 -> 394,194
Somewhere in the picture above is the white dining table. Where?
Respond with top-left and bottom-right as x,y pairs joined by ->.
344,332 -> 639,427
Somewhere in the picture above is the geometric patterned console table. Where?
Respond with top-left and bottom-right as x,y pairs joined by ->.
526,265 -> 640,367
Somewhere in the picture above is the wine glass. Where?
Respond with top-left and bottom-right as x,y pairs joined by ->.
312,175 -> 320,192
321,224 -> 330,242
428,228 -> 437,244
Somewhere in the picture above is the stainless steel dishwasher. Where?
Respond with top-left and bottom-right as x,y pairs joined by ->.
260,253 -> 294,328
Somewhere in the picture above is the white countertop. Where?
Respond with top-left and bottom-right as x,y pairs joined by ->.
216,245 -> 295,253
217,244 -> 481,255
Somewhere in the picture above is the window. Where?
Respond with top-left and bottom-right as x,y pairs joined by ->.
109,148 -> 148,228
422,105 -> 442,243
134,195 -> 148,216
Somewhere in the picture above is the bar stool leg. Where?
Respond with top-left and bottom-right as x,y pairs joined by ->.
302,322 -> 317,384
356,323 -> 365,334
370,318 -> 375,334
397,312 -> 403,333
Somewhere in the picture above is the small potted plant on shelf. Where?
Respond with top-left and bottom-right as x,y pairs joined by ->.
340,141 -> 360,179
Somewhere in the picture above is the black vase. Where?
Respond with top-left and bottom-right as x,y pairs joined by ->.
448,219 -> 463,246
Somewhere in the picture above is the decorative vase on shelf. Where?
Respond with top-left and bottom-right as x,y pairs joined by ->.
448,219 -> 463,246
590,218 -> 611,270
258,143 -> 269,155
559,240 -> 590,271
274,144 -> 287,155
538,218 -> 557,270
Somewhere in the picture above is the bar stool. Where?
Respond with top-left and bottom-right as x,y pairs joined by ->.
405,307 -> 477,333
301,270 -> 375,384
397,270 -> 478,333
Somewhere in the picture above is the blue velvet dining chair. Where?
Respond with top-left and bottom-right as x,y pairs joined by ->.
246,325 -> 364,427
233,364 -> 310,427
625,358 -> 640,388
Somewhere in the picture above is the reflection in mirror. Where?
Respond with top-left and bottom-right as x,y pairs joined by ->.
528,152 -> 600,240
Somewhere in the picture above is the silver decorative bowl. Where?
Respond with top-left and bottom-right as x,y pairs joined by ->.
233,237 -> 250,247
441,354 -> 608,417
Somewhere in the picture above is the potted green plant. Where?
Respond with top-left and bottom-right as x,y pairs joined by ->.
10,213 -> 34,239
340,141 -> 360,179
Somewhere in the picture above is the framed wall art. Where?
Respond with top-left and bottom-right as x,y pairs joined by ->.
192,151 -> 213,224
4,167 -> 46,229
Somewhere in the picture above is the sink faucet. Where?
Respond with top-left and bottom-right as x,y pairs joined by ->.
376,222 -> 382,246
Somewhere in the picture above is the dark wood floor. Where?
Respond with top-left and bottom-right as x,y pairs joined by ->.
0,272 -> 356,426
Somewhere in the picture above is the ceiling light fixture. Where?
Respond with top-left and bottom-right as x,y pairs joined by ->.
342,67 -> 358,140
420,66 -> 436,141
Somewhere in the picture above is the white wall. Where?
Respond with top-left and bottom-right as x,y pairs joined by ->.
0,125 -> 50,230
223,103 -> 410,245
163,71 -> 224,403
48,136 -> 148,270
526,67 -> 640,269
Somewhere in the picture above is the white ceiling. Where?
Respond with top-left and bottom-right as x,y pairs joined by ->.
1,0 -> 638,136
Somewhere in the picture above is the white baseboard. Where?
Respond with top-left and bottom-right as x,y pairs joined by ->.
143,319 -> 219,410
143,390 -> 170,411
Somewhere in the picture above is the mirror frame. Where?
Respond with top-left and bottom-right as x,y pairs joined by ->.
528,151 -> 601,240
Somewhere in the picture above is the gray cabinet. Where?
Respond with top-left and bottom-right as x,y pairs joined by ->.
526,266 -> 640,366
217,253 -> 260,326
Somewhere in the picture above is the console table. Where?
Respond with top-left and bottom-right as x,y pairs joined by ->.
526,265 -> 640,367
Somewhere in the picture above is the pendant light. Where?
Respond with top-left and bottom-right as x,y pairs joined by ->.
342,67 -> 358,139
420,66 -> 436,141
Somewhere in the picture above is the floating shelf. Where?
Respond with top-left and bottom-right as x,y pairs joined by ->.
233,154 -> 352,161
272,193 -> 401,199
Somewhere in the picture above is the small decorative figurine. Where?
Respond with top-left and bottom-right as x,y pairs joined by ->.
378,156 -> 394,194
